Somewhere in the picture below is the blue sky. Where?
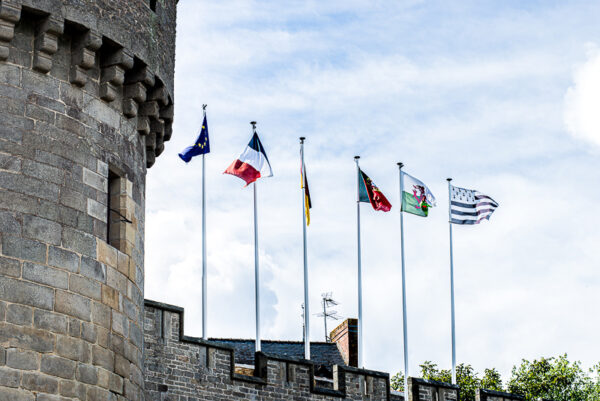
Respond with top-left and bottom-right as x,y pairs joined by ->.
145,0 -> 600,380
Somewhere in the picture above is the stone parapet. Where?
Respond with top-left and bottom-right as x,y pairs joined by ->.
144,300 -> 394,401
408,377 -> 459,401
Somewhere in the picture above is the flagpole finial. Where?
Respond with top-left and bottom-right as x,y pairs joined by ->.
300,137 -> 305,143
202,104 -> 207,111
447,178 -> 452,182
250,121 -> 257,132
354,155 -> 360,160
397,162 -> 404,168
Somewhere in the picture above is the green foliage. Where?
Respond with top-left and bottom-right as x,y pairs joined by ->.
418,361 -> 482,401
507,355 -> 594,401
391,372 -> 404,392
391,355 -> 599,401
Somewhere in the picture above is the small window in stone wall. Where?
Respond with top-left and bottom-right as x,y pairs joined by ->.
107,170 -> 134,253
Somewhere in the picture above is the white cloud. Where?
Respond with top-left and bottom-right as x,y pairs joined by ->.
564,44 -> 600,146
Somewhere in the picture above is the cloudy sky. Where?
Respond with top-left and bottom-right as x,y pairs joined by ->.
145,0 -> 600,380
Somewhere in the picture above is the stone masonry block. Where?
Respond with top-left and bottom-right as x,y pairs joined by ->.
107,267 -> 127,295
69,274 -> 102,301
22,215 -> 62,245
48,246 -> 80,273
6,348 -> 39,370
34,309 -> 68,335
88,386 -> 118,401
62,227 -> 97,258
55,290 -> 91,321
81,321 -> 98,343
0,366 -> 21,388
0,276 -> 54,310
0,256 -> 21,277
59,379 -> 86,400
0,210 -> 20,234
97,160 -> 109,177
6,303 -> 33,326
81,256 -> 106,283
1,235 -> 47,264
0,387 -> 34,401
92,345 -> 114,372
97,241 -> 117,268
111,310 -> 127,338
88,198 -> 107,222
83,167 -> 108,192
0,322 -> 54,352
56,335 -> 90,364
101,285 -> 119,311
23,262 -> 68,290
21,371 -> 59,394
92,301 -> 111,329
41,354 -> 76,379
77,362 -> 98,385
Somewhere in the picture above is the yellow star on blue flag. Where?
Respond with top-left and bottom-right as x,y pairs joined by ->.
179,115 -> 210,162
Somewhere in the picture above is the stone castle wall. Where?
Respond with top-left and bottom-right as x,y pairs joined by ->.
0,1 -> 176,400
144,300 -> 393,401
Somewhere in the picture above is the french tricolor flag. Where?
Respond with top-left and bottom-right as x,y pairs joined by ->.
224,133 -> 273,186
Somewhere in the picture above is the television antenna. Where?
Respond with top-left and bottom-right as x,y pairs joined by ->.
316,292 -> 339,342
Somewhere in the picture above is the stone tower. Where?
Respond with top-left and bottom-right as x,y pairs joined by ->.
0,1 -> 176,400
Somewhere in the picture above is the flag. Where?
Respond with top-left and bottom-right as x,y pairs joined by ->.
401,172 -> 436,217
358,169 -> 392,212
301,162 -> 312,225
179,115 -> 210,162
450,185 -> 498,224
224,132 -> 273,186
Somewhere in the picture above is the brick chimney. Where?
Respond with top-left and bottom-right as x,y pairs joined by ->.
330,318 -> 358,367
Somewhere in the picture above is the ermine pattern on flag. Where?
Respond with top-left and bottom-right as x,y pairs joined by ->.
450,185 -> 498,225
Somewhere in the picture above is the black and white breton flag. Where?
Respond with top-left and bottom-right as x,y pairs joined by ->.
450,185 -> 499,225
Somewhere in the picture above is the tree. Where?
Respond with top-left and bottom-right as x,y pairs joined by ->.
417,361 -> 485,401
391,372 -> 404,392
507,354 -> 593,401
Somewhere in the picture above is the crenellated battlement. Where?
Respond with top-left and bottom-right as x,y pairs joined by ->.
0,0 -> 176,167
144,300 -> 395,401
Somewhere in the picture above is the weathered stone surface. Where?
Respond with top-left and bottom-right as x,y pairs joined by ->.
0,387 -> 34,401
55,290 -> 91,321
48,246 -> 80,273
0,322 -> 54,352
69,274 -> 102,301
22,214 -> 62,245
0,256 -> 21,277
22,262 -> 68,289
92,345 -> 114,372
6,303 -> 33,326
41,355 -> 77,379
81,256 -> 106,283
21,371 -> 59,393
76,362 -> 98,384
34,310 -> 68,334
6,349 -> 38,370
62,227 -> 96,258
0,210 -> 20,234
56,335 -> 91,363
0,366 -> 22,387
1,235 -> 47,264
0,277 -> 54,310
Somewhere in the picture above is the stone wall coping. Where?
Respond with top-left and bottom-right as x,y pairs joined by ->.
477,388 -> 525,400
144,298 -> 392,400
410,376 -> 460,390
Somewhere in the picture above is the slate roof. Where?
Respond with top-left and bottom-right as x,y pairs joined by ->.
209,339 -> 345,377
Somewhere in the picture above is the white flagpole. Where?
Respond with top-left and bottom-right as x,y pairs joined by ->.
300,137 -> 310,360
201,104 -> 208,340
354,156 -> 363,368
397,162 -> 409,400
447,178 -> 456,384
251,121 -> 261,353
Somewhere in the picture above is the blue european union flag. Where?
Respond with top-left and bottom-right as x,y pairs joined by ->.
179,115 -> 210,162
